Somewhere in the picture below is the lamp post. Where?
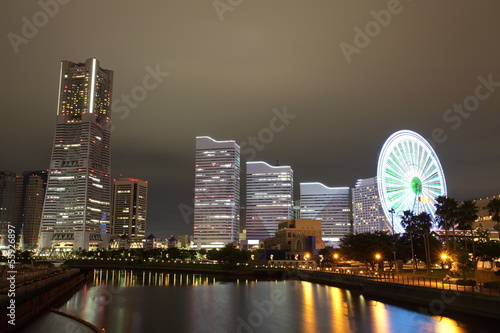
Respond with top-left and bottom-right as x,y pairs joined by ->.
333,253 -> 339,270
441,253 -> 448,270
389,208 -> 397,268
375,253 -> 382,272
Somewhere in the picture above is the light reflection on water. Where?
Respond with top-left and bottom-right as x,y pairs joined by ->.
20,269 -> 498,333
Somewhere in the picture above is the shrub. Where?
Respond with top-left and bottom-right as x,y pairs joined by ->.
455,279 -> 476,286
483,281 -> 500,289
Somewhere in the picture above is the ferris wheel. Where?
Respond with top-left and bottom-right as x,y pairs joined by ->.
377,130 -> 447,234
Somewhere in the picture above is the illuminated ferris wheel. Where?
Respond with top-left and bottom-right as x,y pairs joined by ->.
377,130 -> 447,234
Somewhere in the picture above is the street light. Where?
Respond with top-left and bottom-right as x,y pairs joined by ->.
441,253 -> 449,270
375,253 -> 382,271
389,208 -> 397,266
333,253 -> 339,270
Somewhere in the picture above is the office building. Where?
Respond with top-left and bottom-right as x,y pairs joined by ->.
246,161 -> 293,246
111,178 -> 148,240
352,177 -> 390,233
193,136 -> 240,248
40,58 -> 113,252
300,182 -> 350,246
0,171 -> 17,249
12,170 -> 48,249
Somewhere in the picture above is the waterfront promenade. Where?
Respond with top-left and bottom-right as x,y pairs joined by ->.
310,268 -> 500,296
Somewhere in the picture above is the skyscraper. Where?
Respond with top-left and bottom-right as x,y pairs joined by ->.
300,182 -> 350,246
12,170 -> 48,250
194,136 -> 240,248
246,161 -> 293,246
40,58 -> 113,252
0,171 -> 17,249
111,178 -> 148,240
351,177 -> 390,233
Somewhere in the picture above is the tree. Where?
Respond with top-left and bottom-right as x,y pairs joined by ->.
414,212 -> 433,275
435,196 -> 458,250
400,210 -> 418,273
218,244 -> 250,268
339,231 -> 393,270
456,200 -> 479,263
487,198 -> 500,234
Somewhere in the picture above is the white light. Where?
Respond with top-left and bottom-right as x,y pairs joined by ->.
89,58 -> 97,113
57,61 -> 63,115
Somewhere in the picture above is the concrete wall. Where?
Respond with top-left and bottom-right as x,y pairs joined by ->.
295,270 -> 500,321
0,268 -> 89,332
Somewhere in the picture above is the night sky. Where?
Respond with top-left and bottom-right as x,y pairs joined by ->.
2,1 -> 499,238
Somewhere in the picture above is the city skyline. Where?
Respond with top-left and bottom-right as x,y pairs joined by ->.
2,1 -> 500,238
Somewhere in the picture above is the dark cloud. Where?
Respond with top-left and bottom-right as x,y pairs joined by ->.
2,0 -> 499,237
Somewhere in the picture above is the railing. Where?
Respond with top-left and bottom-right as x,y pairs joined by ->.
304,267 -> 500,296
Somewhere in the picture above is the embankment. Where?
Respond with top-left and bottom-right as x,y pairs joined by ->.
65,261 -> 286,279
295,269 -> 500,321
0,268 -> 90,333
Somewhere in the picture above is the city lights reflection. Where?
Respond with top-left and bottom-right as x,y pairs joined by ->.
21,270 -> 498,333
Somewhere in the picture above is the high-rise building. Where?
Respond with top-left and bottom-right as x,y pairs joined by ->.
111,178 -> 148,240
193,136 -> 240,248
40,58 -> 113,252
0,171 -> 17,249
300,182 -> 350,246
12,170 -> 48,250
351,177 -> 390,233
246,161 -> 293,246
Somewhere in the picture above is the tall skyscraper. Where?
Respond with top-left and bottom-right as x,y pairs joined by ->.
40,58 -> 113,252
0,171 -> 17,248
300,182 -> 351,246
194,136 -> 240,248
12,170 -> 48,249
111,178 -> 148,240
246,161 -> 293,246
351,177 -> 390,233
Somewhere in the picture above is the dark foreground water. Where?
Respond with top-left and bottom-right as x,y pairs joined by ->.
20,269 -> 499,333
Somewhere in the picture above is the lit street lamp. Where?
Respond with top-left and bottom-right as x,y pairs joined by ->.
333,253 -> 339,270
375,253 -> 382,271
441,253 -> 449,270
389,208 -> 397,266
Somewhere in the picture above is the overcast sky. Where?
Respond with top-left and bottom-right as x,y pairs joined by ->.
1,1 -> 499,238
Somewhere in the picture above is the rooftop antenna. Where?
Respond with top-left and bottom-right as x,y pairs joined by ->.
275,158 -> 280,166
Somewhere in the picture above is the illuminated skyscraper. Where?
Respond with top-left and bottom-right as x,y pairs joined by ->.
0,171 -> 17,248
351,177 -> 390,233
246,161 -> 293,246
300,182 -> 350,246
194,136 -> 240,248
40,58 -> 113,252
111,178 -> 148,240
13,170 -> 48,250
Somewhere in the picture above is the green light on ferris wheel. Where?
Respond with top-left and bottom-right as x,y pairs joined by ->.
411,177 -> 422,195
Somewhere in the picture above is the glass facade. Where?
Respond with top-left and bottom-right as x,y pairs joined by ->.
300,182 -> 350,245
193,137 -> 240,248
40,58 -> 113,252
351,177 -> 390,233
112,178 -> 148,240
246,161 -> 293,245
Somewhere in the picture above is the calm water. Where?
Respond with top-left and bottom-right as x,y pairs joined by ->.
20,269 -> 499,333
